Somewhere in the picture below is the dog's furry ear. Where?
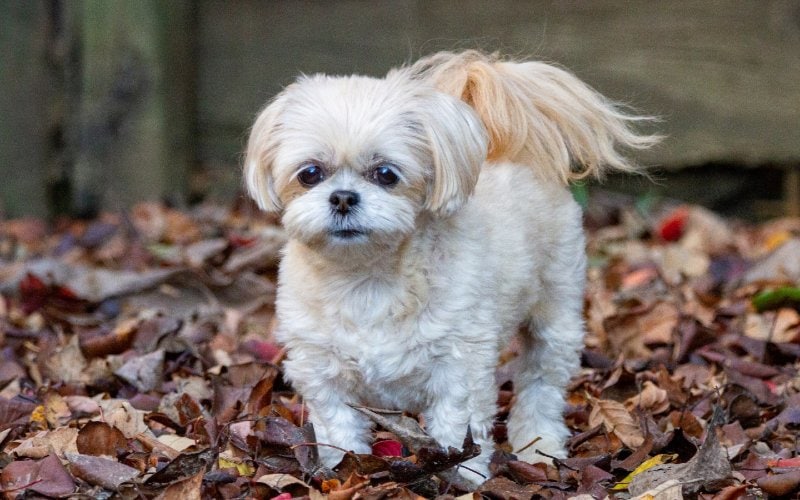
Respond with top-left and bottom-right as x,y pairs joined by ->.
418,92 -> 489,215
412,51 -> 660,185
243,95 -> 286,212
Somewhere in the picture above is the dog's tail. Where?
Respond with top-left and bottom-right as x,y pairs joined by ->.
410,51 -> 660,184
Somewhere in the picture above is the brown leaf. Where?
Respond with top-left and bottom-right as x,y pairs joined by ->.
114,349 -> 164,392
1,258 -> 190,302
12,427 -> 79,459
588,399 -> 645,449
506,460 -> 548,483
477,476 -> 542,500
0,396 -> 37,432
42,390 -> 71,428
80,318 -> 139,358
640,302 -> 679,346
353,407 -> 438,453
76,421 -> 128,457
66,452 -> 140,491
145,448 -> 215,487
624,381 -> 670,415
42,334 -> 87,384
629,408 -> 732,496
757,469 -> 800,497
154,469 -> 204,500
0,453 -> 75,497
577,464 -> 614,496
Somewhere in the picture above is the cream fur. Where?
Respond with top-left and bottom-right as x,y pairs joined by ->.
244,51 -> 656,484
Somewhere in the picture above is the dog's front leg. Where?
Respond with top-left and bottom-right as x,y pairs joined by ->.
423,361 -> 496,485
305,393 -> 373,468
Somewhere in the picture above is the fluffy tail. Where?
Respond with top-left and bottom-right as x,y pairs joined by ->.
410,51 -> 660,184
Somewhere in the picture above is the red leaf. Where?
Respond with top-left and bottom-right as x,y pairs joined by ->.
657,207 -> 689,242
372,440 -> 403,457
768,457 -> 800,469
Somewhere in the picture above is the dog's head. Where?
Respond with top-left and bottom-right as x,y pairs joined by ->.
244,70 -> 488,252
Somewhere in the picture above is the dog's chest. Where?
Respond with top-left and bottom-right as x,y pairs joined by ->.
332,321 -> 433,411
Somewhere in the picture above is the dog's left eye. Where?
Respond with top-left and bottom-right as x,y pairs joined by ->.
371,165 -> 400,187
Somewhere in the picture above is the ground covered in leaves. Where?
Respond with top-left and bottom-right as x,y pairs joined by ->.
0,194 -> 799,499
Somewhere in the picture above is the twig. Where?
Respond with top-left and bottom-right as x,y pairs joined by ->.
514,436 -> 542,455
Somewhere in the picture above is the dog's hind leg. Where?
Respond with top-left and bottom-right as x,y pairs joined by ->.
507,284 -> 585,463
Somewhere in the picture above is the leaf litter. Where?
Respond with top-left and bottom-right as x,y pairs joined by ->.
0,196 -> 799,498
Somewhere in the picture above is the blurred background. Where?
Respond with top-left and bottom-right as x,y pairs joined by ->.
1,0 -> 798,220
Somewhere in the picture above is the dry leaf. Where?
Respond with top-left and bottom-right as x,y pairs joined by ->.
630,479 -> 682,500
640,303 -> 679,346
625,381 -> 670,415
12,427 -> 79,459
66,452 -> 140,491
588,399 -> 645,449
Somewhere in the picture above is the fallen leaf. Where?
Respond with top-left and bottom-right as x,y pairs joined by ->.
744,238 -> 800,284
612,453 -> 677,491
588,399 -> 645,449
757,469 -> 800,496
0,396 -> 37,432
66,452 -> 140,490
97,400 -> 149,438
477,476 -> 542,499
154,469 -> 204,500
218,454 -> 256,476
630,479 -> 682,500
76,421 -> 127,457
114,349 -> 165,392
0,453 -> 75,497
12,427 -> 79,459
372,439 -> 403,457
629,408 -> 732,496
625,381 -> 670,415
145,448 -> 216,487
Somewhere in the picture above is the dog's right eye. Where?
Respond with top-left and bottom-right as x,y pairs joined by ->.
297,165 -> 325,187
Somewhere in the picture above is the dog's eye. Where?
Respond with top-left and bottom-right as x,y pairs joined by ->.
371,165 -> 400,187
297,165 -> 325,187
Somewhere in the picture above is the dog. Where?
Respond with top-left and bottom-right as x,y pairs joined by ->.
244,50 -> 656,483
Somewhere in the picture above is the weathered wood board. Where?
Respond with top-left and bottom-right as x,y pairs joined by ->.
1,0 -> 798,215
196,0 -> 800,197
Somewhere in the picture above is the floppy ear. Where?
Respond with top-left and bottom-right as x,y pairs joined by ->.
243,95 -> 286,212
419,92 -> 488,215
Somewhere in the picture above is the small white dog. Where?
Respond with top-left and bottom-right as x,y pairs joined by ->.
244,51 -> 655,482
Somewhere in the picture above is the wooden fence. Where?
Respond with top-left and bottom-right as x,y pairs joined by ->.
2,0 -> 799,218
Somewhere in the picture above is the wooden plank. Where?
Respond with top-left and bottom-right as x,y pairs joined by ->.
0,1 -> 52,218
785,169 -> 800,217
71,0 -> 194,216
196,0 -> 800,196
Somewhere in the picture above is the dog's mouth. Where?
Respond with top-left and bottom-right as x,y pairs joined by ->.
329,228 -> 369,240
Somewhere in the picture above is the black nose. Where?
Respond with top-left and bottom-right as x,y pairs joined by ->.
329,190 -> 360,214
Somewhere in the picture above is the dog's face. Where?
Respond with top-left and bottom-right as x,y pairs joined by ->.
244,71 -> 488,253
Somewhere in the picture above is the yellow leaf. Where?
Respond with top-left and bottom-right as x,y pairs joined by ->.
218,456 -> 256,477
612,454 -> 678,491
29,405 -> 47,427
764,230 -> 792,252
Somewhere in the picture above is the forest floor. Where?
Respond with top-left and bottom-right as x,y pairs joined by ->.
0,192 -> 798,499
